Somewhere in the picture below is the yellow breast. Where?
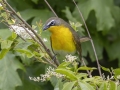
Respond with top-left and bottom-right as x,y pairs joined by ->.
48,25 -> 76,54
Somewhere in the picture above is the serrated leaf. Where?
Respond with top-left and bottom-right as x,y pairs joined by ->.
78,81 -> 95,90
56,68 -> 77,81
62,81 -> 76,90
20,9 -> 52,22
63,7 -> 77,22
0,52 -> 24,90
73,0 -> 115,31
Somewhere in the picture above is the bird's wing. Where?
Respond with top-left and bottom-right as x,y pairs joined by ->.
61,19 -> 82,60
71,28 -> 82,61
50,36 -> 56,55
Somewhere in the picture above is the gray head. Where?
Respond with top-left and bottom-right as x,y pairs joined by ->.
43,17 -> 64,30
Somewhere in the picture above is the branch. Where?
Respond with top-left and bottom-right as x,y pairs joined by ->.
2,0 -> 59,67
44,0 -> 58,17
72,0 -> 102,77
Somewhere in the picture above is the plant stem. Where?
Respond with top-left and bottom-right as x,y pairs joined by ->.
44,0 -> 58,17
72,0 -> 102,77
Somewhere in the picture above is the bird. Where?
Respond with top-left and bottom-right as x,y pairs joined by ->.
43,17 -> 89,61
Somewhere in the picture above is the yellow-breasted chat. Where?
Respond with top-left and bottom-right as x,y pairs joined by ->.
43,17 -> 90,61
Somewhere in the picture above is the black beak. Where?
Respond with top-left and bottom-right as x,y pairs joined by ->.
43,25 -> 49,31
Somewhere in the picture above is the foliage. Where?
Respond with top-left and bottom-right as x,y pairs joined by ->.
0,0 -> 120,90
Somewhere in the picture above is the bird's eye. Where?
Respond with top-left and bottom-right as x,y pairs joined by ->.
50,20 -> 55,26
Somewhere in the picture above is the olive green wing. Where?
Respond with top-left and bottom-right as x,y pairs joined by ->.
72,30 -> 82,61
50,36 -> 56,55
61,19 -> 82,60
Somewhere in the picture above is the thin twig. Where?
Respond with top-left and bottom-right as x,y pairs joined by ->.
3,0 -> 59,66
72,0 -> 102,77
22,24 -> 57,68
44,0 -> 58,17
43,57 -> 57,68
36,56 -> 57,68
82,58 -> 92,77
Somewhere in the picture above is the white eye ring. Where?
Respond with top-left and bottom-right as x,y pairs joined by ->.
47,20 -> 55,26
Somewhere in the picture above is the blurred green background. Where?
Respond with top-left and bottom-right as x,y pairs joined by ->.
0,0 -> 120,90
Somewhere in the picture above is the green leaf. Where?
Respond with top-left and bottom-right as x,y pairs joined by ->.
15,42 -> 32,49
82,35 -> 103,61
56,68 -> 77,81
31,0 -> 39,4
99,82 -> 107,90
83,77 -> 95,82
72,87 -> 77,90
16,63 -> 47,90
105,40 -> 120,63
101,66 -> 110,72
77,66 -> 97,71
84,76 -> 103,85
0,52 -> 24,90
76,73 -> 88,79
7,0 -> 32,11
0,49 -> 10,59
109,81 -> 117,90
63,7 -> 77,22
78,81 -> 95,90
27,44 -> 39,52
1,40 -> 13,49
57,62 -> 71,68
7,32 -> 17,41
62,81 -> 76,90
0,29 -> 12,39
20,9 -> 52,22
50,77 -> 63,90
15,49 -> 34,58
73,0 -> 115,31
1,12 -> 10,20
117,85 -> 120,90
113,68 -> 120,78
